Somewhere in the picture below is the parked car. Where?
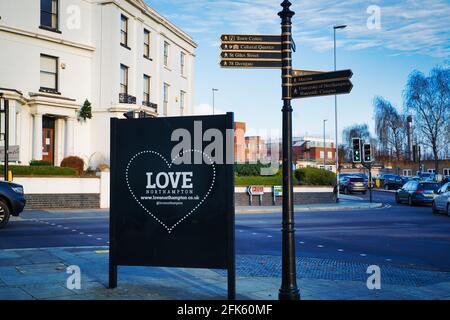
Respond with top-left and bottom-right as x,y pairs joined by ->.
0,181 -> 26,229
396,181 -> 440,206
432,182 -> 450,216
380,174 -> 404,190
339,176 -> 368,195
419,173 -> 436,182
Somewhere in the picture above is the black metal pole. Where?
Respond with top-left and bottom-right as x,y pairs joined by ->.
4,99 -> 9,182
278,0 -> 300,301
369,165 -> 373,204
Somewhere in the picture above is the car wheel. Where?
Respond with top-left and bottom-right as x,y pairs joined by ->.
447,204 -> 450,217
432,201 -> 440,214
395,194 -> 401,204
0,200 -> 10,229
384,185 -> 390,191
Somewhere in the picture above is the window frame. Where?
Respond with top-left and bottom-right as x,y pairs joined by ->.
120,64 -> 129,96
120,14 -> 129,48
163,83 -> 170,115
143,29 -> 151,59
40,0 -> 59,32
39,54 -> 59,93
180,51 -> 186,76
180,90 -> 186,115
163,41 -> 170,67
143,74 -> 151,104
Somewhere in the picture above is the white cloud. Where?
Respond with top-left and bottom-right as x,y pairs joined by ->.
151,0 -> 450,58
193,103 -> 226,115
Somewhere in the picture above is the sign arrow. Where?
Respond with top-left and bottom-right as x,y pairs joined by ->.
292,79 -> 353,99
292,69 -> 353,85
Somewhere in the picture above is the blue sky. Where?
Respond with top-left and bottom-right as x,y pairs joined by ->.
149,0 -> 449,140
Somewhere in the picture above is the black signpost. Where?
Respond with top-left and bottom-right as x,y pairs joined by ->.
109,113 -> 236,300
278,0 -> 300,301
219,0 -> 354,301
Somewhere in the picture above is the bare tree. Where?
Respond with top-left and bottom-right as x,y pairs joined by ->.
404,66 -> 450,173
373,96 -> 406,162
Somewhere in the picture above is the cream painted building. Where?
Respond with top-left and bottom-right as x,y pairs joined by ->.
0,0 -> 196,167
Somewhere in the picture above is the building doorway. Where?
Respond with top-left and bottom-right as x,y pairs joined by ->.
42,116 -> 55,165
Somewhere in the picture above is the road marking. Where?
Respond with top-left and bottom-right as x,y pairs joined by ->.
95,250 -> 109,254
57,225 -> 62,228
64,227 -> 69,230
79,232 -> 84,235
299,242 -> 305,244
97,238 -> 102,241
87,235 -> 93,237
252,233 -> 258,236
317,245 -> 324,248
360,254 -> 367,257
72,230 -> 77,232
386,259 -> 392,262
267,235 -> 273,238
338,249 -> 344,252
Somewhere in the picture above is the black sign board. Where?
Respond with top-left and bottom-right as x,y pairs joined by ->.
221,51 -> 282,60
220,60 -> 282,68
292,69 -> 353,84
221,43 -> 282,52
221,34 -> 281,43
292,79 -> 353,99
109,114 -> 235,299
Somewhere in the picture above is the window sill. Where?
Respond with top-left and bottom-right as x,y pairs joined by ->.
143,55 -> 153,61
120,43 -> 131,50
39,26 -> 62,34
39,88 -> 61,95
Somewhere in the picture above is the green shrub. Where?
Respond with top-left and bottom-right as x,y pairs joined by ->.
235,163 -> 281,176
1,165 -> 77,177
29,160 -> 52,166
295,168 -> 336,186
61,156 -> 85,175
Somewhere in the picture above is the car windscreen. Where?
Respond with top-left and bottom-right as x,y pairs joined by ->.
418,183 -> 439,191
350,178 -> 364,182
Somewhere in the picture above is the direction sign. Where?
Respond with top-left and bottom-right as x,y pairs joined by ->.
293,69 -> 353,85
221,43 -> 282,52
221,51 -> 282,60
221,35 -> 281,43
292,79 -> 353,99
220,60 -> 282,69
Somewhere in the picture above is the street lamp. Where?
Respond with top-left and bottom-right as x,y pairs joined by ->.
323,119 -> 328,169
212,88 -> 219,115
333,24 -> 347,201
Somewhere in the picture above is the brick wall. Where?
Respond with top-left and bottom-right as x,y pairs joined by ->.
25,194 -> 100,210
236,191 -> 336,206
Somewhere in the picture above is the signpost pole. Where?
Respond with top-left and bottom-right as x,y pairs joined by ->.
4,99 -> 9,182
278,0 -> 300,301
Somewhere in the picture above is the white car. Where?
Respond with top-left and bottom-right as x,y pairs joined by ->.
432,183 -> 450,216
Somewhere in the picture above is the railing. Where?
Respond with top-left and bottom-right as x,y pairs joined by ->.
142,101 -> 158,111
119,93 -> 136,104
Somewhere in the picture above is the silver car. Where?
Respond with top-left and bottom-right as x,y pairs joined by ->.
432,183 -> 450,216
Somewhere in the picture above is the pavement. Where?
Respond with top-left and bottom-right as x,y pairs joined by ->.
1,191 -> 449,300
1,247 -> 449,300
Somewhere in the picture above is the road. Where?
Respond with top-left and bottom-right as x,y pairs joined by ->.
2,191 -> 450,272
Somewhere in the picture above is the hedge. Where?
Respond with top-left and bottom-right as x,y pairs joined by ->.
235,163 -> 280,177
1,165 -> 77,177
295,168 -> 336,186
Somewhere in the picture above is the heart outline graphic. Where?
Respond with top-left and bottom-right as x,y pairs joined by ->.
125,149 -> 216,234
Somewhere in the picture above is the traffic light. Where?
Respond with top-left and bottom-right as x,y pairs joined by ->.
363,144 -> 373,163
352,138 -> 362,163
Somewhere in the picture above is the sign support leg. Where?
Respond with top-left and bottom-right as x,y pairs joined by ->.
278,0 -> 300,301
109,264 -> 117,289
